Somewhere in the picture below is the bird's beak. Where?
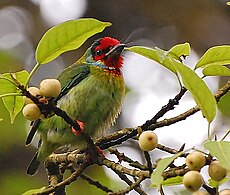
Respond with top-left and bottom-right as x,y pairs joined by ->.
105,43 -> 125,59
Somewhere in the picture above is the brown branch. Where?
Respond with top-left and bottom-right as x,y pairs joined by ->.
157,144 -> 187,157
45,162 -> 65,195
46,152 -> 85,164
109,175 -> 147,195
143,151 -> 153,174
38,162 -> 90,195
80,174 -> 113,193
100,157 -> 149,178
109,148 -> 150,170
163,167 -> 189,180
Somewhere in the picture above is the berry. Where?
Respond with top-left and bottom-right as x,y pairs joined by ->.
40,79 -> 61,98
186,151 -> 206,171
192,191 -> 209,195
138,131 -> 158,151
220,189 -> 230,195
183,171 -> 203,192
23,104 -> 41,121
208,161 -> 227,181
23,87 -> 41,104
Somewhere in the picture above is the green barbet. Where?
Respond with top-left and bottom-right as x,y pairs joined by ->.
26,37 -> 126,175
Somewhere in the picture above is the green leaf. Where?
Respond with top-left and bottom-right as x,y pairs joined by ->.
22,187 -> 46,195
36,18 -> 111,64
128,46 -> 177,73
204,141 -> 230,170
218,91 -> 230,116
203,65 -> 230,76
151,176 -> 183,188
168,42 -> 190,60
208,177 -> 230,188
174,61 -> 216,123
0,70 -> 29,123
150,151 -> 184,190
195,46 -> 230,69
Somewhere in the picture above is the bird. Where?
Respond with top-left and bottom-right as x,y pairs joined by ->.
26,37 -> 126,175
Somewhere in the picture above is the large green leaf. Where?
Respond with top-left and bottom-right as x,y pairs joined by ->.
151,176 -> 183,188
202,65 -> 230,76
150,151 -> 184,190
0,70 -> 29,123
195,46 -> 230,69
174,61 -> 216,123
168,42 -> 190,60
36,18 -> 111,64
128,46 -> 177,73
204,141 -> 230,170
22,187 -> 46,195
128,43 -> 190,74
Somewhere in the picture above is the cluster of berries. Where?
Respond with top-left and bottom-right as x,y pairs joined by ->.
22,79 -> 61,121
184,151 -> 228,194
137,131 -> 229,194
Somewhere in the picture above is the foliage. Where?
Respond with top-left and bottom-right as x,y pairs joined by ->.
1,18 -> 230,194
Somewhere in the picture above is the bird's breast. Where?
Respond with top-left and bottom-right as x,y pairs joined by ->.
57,66 -> 125,139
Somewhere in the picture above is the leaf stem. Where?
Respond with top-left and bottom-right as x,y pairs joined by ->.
25,62 -> 41,87
208,122 -> 211,141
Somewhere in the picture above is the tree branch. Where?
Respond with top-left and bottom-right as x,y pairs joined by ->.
38,162 -> 90,195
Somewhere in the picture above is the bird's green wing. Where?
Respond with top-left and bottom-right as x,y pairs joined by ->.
26,119 -> 41,145
25,63 -> 90,145
56,63 -> 90,101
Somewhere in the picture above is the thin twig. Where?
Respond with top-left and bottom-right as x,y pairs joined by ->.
141,87 -> 187,130
38,162 -> 90,195
80,174 -> 113,193
143,151 -> 153,174
157,144 -> 187,157
111,170 -> 146,195
109,176 -> 147,195
109,148 -> 149,170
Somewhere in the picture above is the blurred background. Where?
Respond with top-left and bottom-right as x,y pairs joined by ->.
0,0 -> 230,194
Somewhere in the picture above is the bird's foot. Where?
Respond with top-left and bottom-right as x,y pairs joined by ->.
71,120 -> 85,136
86,146 -> 105,163
95,146 -> 105,157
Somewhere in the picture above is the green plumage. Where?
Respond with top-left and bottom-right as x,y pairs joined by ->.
27,37 -> 125,175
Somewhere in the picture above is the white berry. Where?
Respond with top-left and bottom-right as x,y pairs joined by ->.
186,151 -> 206,171
183,171 -> 203,192
22,104 -> 41,121
23,87 -> 41,104
208,161 -> 227,181
138,131 -> 158,151
40,79 -> 61,98
192,191 -> 209,195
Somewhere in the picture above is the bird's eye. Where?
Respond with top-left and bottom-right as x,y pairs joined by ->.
95,49 -> 103,56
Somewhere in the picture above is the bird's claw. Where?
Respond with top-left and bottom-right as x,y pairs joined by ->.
86,146 -> 105,163
71,120 -> 85,136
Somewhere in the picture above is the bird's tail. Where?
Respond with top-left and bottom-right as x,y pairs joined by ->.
27,151 -> 40,175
